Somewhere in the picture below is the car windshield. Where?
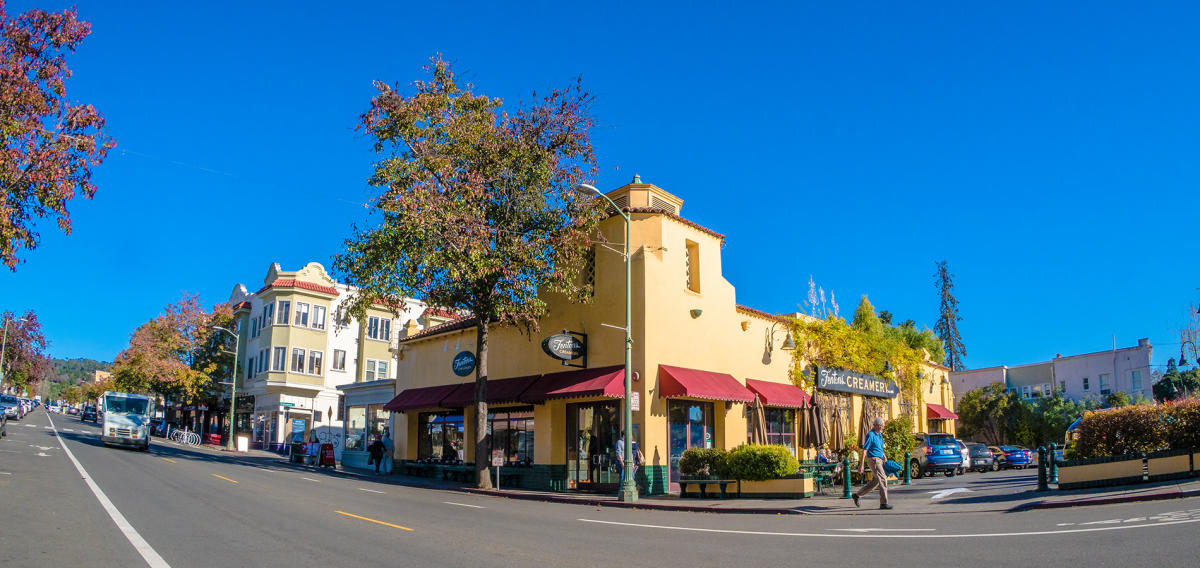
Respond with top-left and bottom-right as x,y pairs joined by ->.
0,395 -> 18,404
927,435 -> 955,446
105,396 -> 149,415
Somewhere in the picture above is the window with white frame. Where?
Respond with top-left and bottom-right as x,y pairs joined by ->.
313,305 -> 327,330
308,350 -> 323,376
1082,377 -> 1090,391
1099,373 -> 1112,394
291,348 -> 305,373
264,303 -> 274,327
1021,385 -> 1031,399
277,301 -> 291,325
364,359 -> 389,381
272,347 -> 285,371
367,316 -> 391,341
1131,370 -> 1142,391
295,302 -> 309,327
259,349 -> 267,373
1060,381 -> 1067,393
332,349 -> 346,371
250,318 -> 258,338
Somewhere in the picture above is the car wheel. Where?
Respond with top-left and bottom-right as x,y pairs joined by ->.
945,469 -> 955,477
910,460 -> 920,478
991,461 -> 999,472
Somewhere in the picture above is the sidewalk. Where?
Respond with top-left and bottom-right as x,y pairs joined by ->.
269,457 -> 1200,515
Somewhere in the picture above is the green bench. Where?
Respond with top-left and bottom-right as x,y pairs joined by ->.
679,479 -> 737,499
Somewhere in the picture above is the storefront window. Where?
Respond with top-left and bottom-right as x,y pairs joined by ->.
345,406 -> 367,451
418,412 -> 465,461
668,400 -> 714,486
764,408 -> 796,454
366,403 -> 390,445
486,407 -> 535,465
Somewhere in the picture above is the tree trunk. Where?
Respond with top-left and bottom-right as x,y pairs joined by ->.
474,320 -> 492,489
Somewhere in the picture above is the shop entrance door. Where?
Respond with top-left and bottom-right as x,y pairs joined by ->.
566,402 -> 620,491
668,400 -> 715,491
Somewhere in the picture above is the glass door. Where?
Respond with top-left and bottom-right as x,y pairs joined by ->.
668,400 -> 715,490
566,402 -> 620,491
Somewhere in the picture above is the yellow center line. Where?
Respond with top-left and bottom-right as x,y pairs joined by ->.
161,458 -> 176,463
211,474 -> 239,484
335,510 -> 413,531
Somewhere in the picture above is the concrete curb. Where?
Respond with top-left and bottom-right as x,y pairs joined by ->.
455,487 -> 806,515
1013,488 -> 1200,511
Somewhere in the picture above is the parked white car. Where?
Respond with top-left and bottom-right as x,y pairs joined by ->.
955,439 -> 971,474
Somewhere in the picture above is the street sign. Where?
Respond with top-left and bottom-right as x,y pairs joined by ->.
491,450 -> 504,467
630,392 -> 640,412
279,402 -> 295,408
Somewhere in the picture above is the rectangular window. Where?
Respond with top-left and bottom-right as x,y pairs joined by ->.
295,302 -> 309,327
277,300 -> 290,325
486,407 -> 535,465
345,406 -> 367,451
247,357 -> 255,378
272,347 -> 285,371
684,240 -> 700,292
308,350 -> 322,376
264,303 -> 274,327
376,360 -> 388,380
417,412 -> 465,460
1021,385 -> 1031,399
250,319 -> 258,338
763,408 -> 796,454
364,360 -> 376,381
1060,381 -> 1067,393
332,349 -> 346,371
1099,373 -> 1112,395
367,316 -> 381,340
1082,377 -> 1090,391
312,305 -> 326,330
381,319 -> 391,341
1131,370 -> 1142,390
291,348 -> 305,373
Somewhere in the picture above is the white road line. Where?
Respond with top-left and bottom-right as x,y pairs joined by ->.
444,502 -> 485,509
832,528 -> 935,532
301,477 -> 321,483
48,414 -> 171,568
63,428 -> 74,432
358,488 -> 385,494
0,471 -> 11,475
43,426 -> 52,429
25,423 -> 36,427
577,517 -> 1200,539
1079,519 -> 1122,525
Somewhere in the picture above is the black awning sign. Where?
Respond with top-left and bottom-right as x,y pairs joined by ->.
816,367 -> 899,398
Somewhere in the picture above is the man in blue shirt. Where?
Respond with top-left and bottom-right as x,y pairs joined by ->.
853,416 -> 893,510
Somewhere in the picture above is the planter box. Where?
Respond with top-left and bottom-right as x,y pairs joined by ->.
1147,450 -> 1197,482
737,474 -> 814,499
1058,455 -> 1143,490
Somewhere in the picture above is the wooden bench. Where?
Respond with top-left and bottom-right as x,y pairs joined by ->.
679,479 -> 737,499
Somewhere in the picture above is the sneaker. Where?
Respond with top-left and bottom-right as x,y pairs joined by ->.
852,495 -> 860,507
879,504 -> 894,510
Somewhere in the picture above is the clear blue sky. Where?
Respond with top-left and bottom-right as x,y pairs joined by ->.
3,1 -> 1198,372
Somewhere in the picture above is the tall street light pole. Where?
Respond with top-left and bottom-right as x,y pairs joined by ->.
0,316 -> 29,394
577,183 -> 637,503
213,326 -> 241,451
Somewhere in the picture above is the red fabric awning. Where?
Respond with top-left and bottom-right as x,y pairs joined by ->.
520,365 -> 626,403
439,374 -> 541,407
382,384 -> 460,413
745,378 -> 811,408
658,364 -> 755,403
926,403 -> 959,420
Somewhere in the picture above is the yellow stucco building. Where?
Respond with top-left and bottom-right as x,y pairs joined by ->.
386,177 -> 955,494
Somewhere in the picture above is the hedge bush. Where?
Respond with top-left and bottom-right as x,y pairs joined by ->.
725,444 -> 799,481
1072,399 -> 1200,459
678,448 -> 729,478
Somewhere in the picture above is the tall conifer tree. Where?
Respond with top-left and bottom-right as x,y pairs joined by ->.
933,261 -> 967,371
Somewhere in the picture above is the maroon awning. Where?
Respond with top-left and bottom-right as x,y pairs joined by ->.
745,378 -> 811,408
382,384 -> 460,413
439,374 -> 541,407
926,403 -> 959,420
520,365 -> 626,403
659,364 -> 755,403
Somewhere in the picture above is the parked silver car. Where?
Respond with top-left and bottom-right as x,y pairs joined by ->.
0,395 -> 23,421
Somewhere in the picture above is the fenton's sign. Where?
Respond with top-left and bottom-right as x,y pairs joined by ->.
541,333 -> 586,361
452,351 -> 476,377
816,367 -> 899,398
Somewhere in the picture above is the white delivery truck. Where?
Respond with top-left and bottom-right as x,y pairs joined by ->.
99,391 -> 153,451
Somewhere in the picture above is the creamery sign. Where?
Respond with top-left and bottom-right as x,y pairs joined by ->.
816,367 -> 899,398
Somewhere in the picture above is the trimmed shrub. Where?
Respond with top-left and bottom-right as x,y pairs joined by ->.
1073,404 -> 1169,458
882,416 -> 917,463
725,444 -> 800,481
1163,398 -> 1200,450
678,447 -> 729,478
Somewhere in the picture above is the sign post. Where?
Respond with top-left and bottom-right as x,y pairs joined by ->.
491,450 -> 504,489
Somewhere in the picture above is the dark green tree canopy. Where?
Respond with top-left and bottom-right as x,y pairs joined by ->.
933,260 -> 967,371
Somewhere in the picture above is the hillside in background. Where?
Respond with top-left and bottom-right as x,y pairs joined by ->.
49,357 -> 112,386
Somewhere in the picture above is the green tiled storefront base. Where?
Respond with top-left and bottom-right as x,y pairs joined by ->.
510,464 -> 670,495
639,465 -> 669,495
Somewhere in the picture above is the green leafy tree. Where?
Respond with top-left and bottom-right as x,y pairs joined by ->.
0,3 -> 116,270
333,56 -> 601,489
933,261 -> 967,371
1154,358 -> 1200,402
1103,391 -> 1132,408
955,383 -> 1011,444
882,416 -> 917,463
851,295 -> 884,337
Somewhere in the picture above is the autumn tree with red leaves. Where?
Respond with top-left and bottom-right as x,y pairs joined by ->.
0,1 -> 115,270
0,309 -> 50,393
334,56 -> 602,488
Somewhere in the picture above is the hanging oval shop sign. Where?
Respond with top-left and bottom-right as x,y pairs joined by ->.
816,366 -> 900,398
452,350 -> 476,377
542,333 -> 585,361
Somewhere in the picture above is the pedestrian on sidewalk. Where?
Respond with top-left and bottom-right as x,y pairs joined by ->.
380,428 -> 393,474
853,417 -> 893,510
368,434 -> 386,474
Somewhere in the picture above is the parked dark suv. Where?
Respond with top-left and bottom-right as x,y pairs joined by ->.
966,443 -> 996,472
911,433 -> 963,477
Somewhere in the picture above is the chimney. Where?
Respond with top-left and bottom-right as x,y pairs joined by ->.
1055,353 -> 1061,358
404,319 -> 420,337
1137,338 -> 1149,348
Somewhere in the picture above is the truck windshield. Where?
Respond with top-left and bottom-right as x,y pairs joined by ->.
105,397 -> 149,415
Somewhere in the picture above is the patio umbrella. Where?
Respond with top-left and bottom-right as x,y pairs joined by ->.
828,404 -> 846,452
812,397 -> 828,448
797,400 -> 812,449
750,394 -> 768,445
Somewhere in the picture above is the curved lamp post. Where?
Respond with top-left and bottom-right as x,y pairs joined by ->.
213,326 -> 241,451
576,182 -> 637,503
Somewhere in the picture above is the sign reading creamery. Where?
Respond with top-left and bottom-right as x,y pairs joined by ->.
816,367 -> 899,398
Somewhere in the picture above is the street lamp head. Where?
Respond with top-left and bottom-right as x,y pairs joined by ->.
575,183 -> 600,195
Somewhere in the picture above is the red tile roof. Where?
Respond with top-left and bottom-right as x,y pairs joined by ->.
736,304 -> 791,323
623,207 -> 726,242
422,307 -> 460,319
398,316 -> 479,343
254,279 -> 339,296
231,301 -> 252,311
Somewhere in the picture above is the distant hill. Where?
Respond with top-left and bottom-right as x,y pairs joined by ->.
49,357 -> 113,385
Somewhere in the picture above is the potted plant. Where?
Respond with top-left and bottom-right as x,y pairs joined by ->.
727,444 -> 814,498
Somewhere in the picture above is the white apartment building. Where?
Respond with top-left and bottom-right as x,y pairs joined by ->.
951,338 -> 1153,406
227,262 -> 440,461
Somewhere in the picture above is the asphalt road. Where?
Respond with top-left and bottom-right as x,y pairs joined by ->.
4,407 -> 1200,568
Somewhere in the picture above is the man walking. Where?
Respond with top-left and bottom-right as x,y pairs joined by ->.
853,416 -> 893,510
